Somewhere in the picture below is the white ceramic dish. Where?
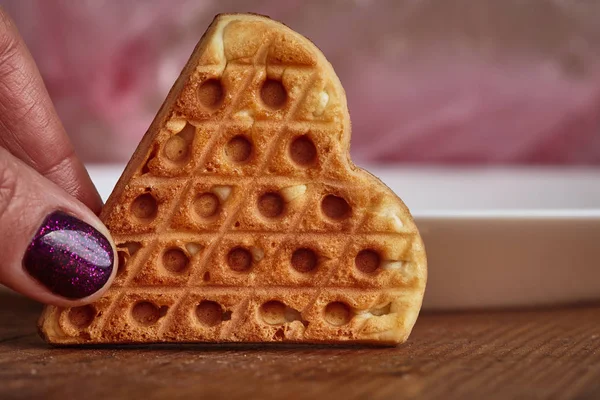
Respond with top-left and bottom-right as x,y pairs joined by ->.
87,165 -> 600,310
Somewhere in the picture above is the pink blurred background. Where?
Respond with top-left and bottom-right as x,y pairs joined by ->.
3,0 -> 600,165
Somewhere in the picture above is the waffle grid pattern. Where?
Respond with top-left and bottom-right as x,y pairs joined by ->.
45,16 -> 423,344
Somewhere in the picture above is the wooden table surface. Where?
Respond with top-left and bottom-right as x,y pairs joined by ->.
1,289 -> 600,400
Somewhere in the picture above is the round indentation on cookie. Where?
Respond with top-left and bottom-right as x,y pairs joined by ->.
164,135 -> 190,163
131,301 -> 164,326
260,300 -> 286,325
225,135 -> 252,163
260,79 -> 287,109
291,248 -> 318,273
227,247 -> 253,272
197,78 -> 224,109
289,136 -> 317,166
324,302 -> 352,326
68,305 -> 96,329
321,194 -> 351,220
193,193 -> 220,219
131,193 -> 158,222
258,192 -> 285,218
196,300 -> 224,327
355,249 -> 381,274
162,248 -> 190,274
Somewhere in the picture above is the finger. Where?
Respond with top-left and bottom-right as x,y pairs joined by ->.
0,8 -> 102,213
0,146 -> 117,307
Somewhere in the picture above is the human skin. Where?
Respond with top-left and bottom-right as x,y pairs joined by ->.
0,9 -> 117,307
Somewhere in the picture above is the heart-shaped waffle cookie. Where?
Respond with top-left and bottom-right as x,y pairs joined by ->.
39,13 -> 427,345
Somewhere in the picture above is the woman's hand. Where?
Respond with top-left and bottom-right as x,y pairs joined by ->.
0,9 -> 117,307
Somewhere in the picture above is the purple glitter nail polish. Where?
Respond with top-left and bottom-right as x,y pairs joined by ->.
23,211 -> 114,299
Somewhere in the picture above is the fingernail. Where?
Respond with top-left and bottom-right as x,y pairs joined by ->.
23,211 -> 114,299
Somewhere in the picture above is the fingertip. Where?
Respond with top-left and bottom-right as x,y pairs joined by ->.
0,114 -> 113,309
20,211 -> 118,308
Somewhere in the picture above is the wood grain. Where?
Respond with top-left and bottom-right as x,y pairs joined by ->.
1,288 -> 600,400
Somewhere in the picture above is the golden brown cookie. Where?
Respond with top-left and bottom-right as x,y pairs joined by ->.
38,13 -> 427,345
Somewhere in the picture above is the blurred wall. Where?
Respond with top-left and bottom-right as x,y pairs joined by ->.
3,0 -> 600,164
